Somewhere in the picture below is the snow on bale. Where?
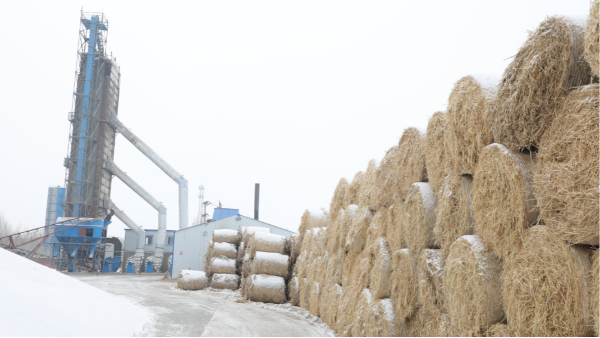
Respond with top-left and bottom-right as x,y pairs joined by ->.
585,0 -> 600,77
319,283 -> 343,331
252,251 -> 289,279
212,242 -> 237,259
502,226 -> 594,336
208,257 -> 236,275
358,159 -> 380,210
210,273 -> 240,290
351,289 -> 373,337
212,229 -> 239,245
424,111 -> 448,195
593,250 -> 599,336
534,84 -> 599,246
346,171 -> 364,206
240,226 -> 271,245
397,127 -> 428,199
443,235 -> 503,336
242,253 -> 252,278
417,249 -> 445,316
491,16 -> 592,151
386,200 -> 405,253
288,276 -> 300,306
249,232 -> 287,257
337,284 -> 361,336
472,143 -> 538,259
446,75 -> 499,175
247,274 -> 287,304
369,237 -> 392,300
309,281 -> 321,316
390,249 -> 418,320
298,209 -> 328,238
324,248 -> 343,285
331,205 -> 357,255
365,298 -> 397,337
329,177 -> 348,222
434,174 -> 473,259
374,146 -> 401,209
404,182 -> 438,256
344,205 -> 373,253
177,269 -> 209,290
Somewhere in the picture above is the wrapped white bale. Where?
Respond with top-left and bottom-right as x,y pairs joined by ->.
252,251 -> 289,279
249,232 -> 287,257
241,226 -> 272,244
213,229 -> 239,245
211,273 -> 240,290
288,276 -> 300,306
209,257 -> 236,275
247,274 -> 287,304
177,270 -> 209,290
213,242 -> 237,259
242,253 -> 253,278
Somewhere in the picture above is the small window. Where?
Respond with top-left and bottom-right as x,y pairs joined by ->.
145,235 -> 153,245
167,236 -> 173,246
86,228 -> 94,237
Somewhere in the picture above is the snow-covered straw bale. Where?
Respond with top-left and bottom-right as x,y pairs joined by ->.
357,159 -> 379,210
240,226 -> 271,244
424,111 -> 449,195
212,242 -> 237,259
443,235 -> 503,336
242,253 -> 252,278
247,274 -> 287,304
212,229 -> 239,245
210,273 -> 240,290
365,298 -> 397,337
472,143 -> 537,258
344,206 -> 373,253
319,283 -> 342,331
585,1 -> 599,76
299,277 -> 310,309
324,248 -> 343,285
374,146 -> 401,209
208,257 -> 236,275
417,249 -> 444,316
434,174 -> 473,259
491,16 -> 592,151
251,251 -> 289,279
350,289 -> 373,337
397,127 -> 428,199
177,269 -> 209,290
502,226 -> 594,336
345,171 -> 364,205
386,201 -> 405,253
445,75 -> 499,175
328,178 -> 348,222
369,237 -> 392,299
299,209 -> 328,237
288,276 -> 300,306
329,205 -> 357,255
248,232 -> 287,257
404,182 -> 438,256
309,281 -> 321,316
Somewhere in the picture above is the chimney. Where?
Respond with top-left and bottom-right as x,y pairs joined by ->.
254,183 -> 260,220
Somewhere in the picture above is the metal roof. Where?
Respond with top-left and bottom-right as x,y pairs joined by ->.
212,208 -> 240,221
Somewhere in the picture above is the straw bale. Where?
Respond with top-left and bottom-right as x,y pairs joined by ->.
434,174 -> 473,259
348,245 -> 374,290
374,146 -> 401,209
249,232 -> 287,257
210,273 -> 239,290
247,274 -> 287,304
417,249 -> 445,316
534,84 -> 599,245
177,270 -> 209,290
299,209 -> 328,238
404,182 -> 438,256
472,143 -> 537,258
324,247 -> 343,285
290,233 -> 303,265
397,127 -> 428,198
344,206 -> 373,253
444,235 -> 503,336
485,323 -> 515,337
331,205 -> 358,255
365,298 -> 397,337
252,251 -> 289,279
390,249 -> 418,319
406,309 -> 451,337
309,281 -> 321,316
425,111 -> 449,195
367,208 -> 388,242
346,171 -> 364,205
330,178 -> 348,222
242,253 -> 252,278
337,284 -> 361,336
212,242 -> 237,259
502,226 -> 594,336
320,283 -> 343,330
208,257 -> 236,275
369,237 -> 392,300
212,229 -> 239,245
446,75 -> 499,175
351,289 -> 373,337
299,277 -> 310,310
386,199 -> 405,253
593,250 -> 599,336
491,16 -> 592,151
341,250 -> 358,287
358,159 -> 380,211
325,208 -> 343,255
585,0 -> 600,77
241,226 -> 271,245
288,276 -> 300,306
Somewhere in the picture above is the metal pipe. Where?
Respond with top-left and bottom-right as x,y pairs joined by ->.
108,113 -> 188,229
105,161 -> 166,256
107,199 -> 144,256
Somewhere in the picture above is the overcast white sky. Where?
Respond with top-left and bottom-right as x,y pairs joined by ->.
0,1 -> 591,237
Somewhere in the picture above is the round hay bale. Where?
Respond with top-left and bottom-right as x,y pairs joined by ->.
472,143 -> 537,258
351,288 -> 373,337
177,270 -> 209,290
585,0 -> 600,77
324,247 -> 343,285
444,235 -> 503,336
252,251 -> 289,279
212,242 -> 237,259
424,111 -> 449,195
344,206 -> 373,253
209,257 -> 236,275
247,274 -> 287,304
486,323 -> 514,337
369,237 -> 392,300
332,205 -> 358,254
404,182 -> 438,256
406,309 -> 451,337
386,199 -> 405,253
329,178 -> 348,222
299,209 -> 328,238
446,75 -> 499,175
203,241 -> 214,272
367,208 -> 388,242
358,159 -> 380,211
534,84 -> 599,246
290,234 -> 303,265
434,174 -> 473,259
288,276 -> 300,306
319,283 -> 343,330
337,284 -> 361,336
346,171 -> 364,205
593,250 -> 599,336
397,127 -> 428,198
299,277 -> 310,310
374,146 -> 401,209
417,249 -> 444,316
309,281 -> 321,316
341,250 -> 358,287
212,229 -> 239,245
502,226 -> 594,336
491,16 -> 592,151
241,226 -> 271,244
390,249 -> 418,319
210,273 -> 240,290
325,208 -> 343,255
365,298 -> 397,337
242,253 -> 252,278
249,232 -> 287,257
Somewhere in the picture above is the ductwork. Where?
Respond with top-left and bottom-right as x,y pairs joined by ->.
108,199 -> 144,257
105,161 -> 167,257
108,113 -> 188,230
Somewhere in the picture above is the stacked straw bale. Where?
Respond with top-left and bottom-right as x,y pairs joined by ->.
212,242 -> 237,259
248,232 -> 288,257
246,274 -> 287,304
424,111 -> 448,195
502,226 -> 594,336
534,84 -> 599,246
177,270 -> 209,290
404,182 -> 438,256
585,1 -> 599,77
491,16 -> 592,151
288,276 -> 300,306
203,228 -> 241,290
212,229 -> 239,244
368,237 -> 392,300
252,251 -> 289,279
443,235 -> 503,336
434,174 -> 473,259
208,257 -> 237,275
358,159 -> 380,211
390,249 -> 418,320
210,273 -> 239,290
319,283 -> 343,331
346,171 -> 364,206
374,146 -> 401,209
309,281 -> 321,316
298,209 -> 328,238
351,289 -> 373,337
386,199 -> 404,253
345,206 -> 373,253
329,178 -> 348,225
417,249 -> 444,316
397,128 -> 428,198
445,75 -> 499,175
364,298 -> 397,337
240,225 -> 271,245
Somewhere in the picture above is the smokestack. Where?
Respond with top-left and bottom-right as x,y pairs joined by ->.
254,183 -> 260,220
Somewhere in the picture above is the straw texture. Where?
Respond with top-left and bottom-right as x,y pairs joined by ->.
369,237 -> 392,300
390,249 -> 418,319
210,273 -> 240,290
593,250 -> 599,336
365,298 -> 397,337
386,199 -> 405,253
247,274 -> 287,304
404,182 -> 438,256
374,146 -> 402,208
417,249 -> 445,316
424,111 -> 449,195
585,0 -> 600,77
252,251 -> 289,279
434,174 -> 473,259
177,270 -> 209,290
329,178 -> 348,223
397,128 -> 428,198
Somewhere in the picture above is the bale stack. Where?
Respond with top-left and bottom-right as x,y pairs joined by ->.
346,171 -> 364,206
434,174 -> 473,259
424,111 -> 448,195
177,270 -> 209,290
416,249 -> 445,318
203,229 -> 240,290
358,159 -> 380,211
404,182 -> 438,256
585,0 -> 599,77
397,128 -> 428,198
374,146 -> 401,209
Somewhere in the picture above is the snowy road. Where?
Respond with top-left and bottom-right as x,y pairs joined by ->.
72,274 -> 333,337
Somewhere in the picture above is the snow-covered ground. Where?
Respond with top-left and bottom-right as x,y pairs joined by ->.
0,248 -> 153,337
